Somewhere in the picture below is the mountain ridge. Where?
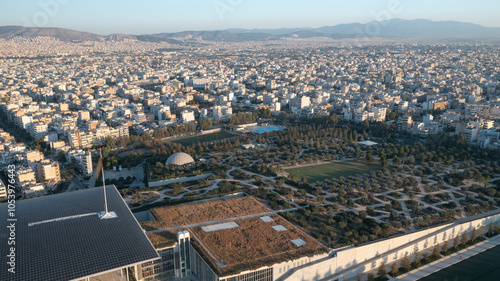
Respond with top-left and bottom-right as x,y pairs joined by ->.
1,19 -> 500,43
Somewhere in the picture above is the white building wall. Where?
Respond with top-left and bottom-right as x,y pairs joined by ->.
272,254 -> 328,280
284,212 -> 500,281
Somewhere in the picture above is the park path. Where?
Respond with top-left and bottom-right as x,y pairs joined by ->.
400,200 -> 416,232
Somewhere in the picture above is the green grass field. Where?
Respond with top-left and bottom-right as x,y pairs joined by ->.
285,160 -> 380,182
171,131 -> 236,146
419,244 -> 500,281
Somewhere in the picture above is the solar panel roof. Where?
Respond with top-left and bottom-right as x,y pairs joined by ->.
0,185 -> 159,281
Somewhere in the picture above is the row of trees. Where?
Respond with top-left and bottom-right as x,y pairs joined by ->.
386,227 -> 485,278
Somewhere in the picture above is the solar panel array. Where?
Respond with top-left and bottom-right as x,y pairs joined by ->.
0,186 -> 159,281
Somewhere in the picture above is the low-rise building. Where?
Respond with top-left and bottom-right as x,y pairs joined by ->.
16,167 -> 36,188
35,159 -> 61,184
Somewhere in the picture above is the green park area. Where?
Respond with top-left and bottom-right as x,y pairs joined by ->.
285,160 -> 380,182
170,131 -> 236,146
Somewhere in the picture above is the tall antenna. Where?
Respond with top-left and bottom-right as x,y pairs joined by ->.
98,138 -> 117,220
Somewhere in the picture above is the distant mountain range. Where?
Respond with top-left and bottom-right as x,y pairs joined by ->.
1,19 -> 500,43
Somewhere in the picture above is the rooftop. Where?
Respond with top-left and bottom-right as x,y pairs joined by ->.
142,196 -> 327,276
146,231 -> 178,249
0,185 -> 159,281
143,196 -> 270,230
191,214 -> 328,276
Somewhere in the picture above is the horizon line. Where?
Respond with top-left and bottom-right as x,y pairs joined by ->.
2,18 -> 499,37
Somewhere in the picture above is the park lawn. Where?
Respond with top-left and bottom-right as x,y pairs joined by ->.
170,131 -> 236,146
285,160 -> 380,182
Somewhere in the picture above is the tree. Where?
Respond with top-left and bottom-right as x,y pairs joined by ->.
381,157 -> 388,168
104,137 -> 116,149
489,222 -> 496,234
366,151 -> 374,162
101,146 -> 111,158
377,262 -> 387,279
391,262 -> 399,275
367,273 -> 375,281
421,252 -> 429,263
454,235 -> 460,249
259,108 -> 272,119
338,221 -> 347,229
461,232 -> 468,245
355,150 -> 361,159
56,151 -> 67,163
478,175 -> 491,188
199,118 -> 213,130
347,199 -> 355,207
401,256 -> 411,271
33,138 -> 45,151
432,245 -> 441,258
393,155 -> 401,166
412,253 -> 421,267
441,241 -> 449,254
471,228 -> 477,242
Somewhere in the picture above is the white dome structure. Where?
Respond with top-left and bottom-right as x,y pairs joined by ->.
165,152 -> 195,168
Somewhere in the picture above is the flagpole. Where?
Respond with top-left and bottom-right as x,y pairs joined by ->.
99,139 -> 108,214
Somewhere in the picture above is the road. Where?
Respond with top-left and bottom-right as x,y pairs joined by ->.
66,175 -> 85,192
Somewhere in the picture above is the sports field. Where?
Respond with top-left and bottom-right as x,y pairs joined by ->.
419,244 -> 500,281
170,131 -> 236,146
285,160 -> 380,182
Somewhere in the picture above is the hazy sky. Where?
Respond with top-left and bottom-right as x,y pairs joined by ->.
1,0 -> 499,35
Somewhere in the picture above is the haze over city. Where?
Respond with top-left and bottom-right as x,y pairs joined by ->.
1,0 -> 500,34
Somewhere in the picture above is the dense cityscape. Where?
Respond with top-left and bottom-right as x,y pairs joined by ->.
1,5 -> 500,281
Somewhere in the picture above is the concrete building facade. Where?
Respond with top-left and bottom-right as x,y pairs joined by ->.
35,159 -> 61,183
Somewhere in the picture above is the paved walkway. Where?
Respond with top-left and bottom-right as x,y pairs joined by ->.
391,235 -> 500,280
148,173 -> 212,188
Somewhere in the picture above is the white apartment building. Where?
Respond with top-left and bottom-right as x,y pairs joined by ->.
30,122 -> 48,139
67,149 -> 93,175
181,110 -> 195,123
